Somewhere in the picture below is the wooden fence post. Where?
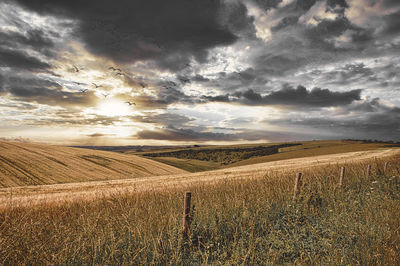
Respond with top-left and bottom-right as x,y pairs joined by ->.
384,162 -> 389,174
366,165 -> 371,178
182,192 -> 191,237
339,167 -> 345,187
293,173 -> 302,200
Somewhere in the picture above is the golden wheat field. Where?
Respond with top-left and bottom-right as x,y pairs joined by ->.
1,143 -> 399,264
1,143 -> 398,208
0,141 -> 187,188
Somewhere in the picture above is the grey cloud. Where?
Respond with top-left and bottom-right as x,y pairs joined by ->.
203,85 -> 362,107
322,63 -> 375,85
12,0 -> 250,71
0,75 -> 5,94
0,29 -> 55,56
271,15 -> 299,32
2,75 -> 99,107
382,10 -> 400,36
131,113 -> 194,127
327,0 -> 348,8
382,0 -> 400,8
113,85 -> 194,110
192,74 -> 210,82
255,53 -> 306,76
87,133 -> 116,137
136,126 -> 236,142
271,99 -> 400,141
251,0 -> 282,11
202,94 -> 231,103
28,112 -> 122,126
0,47 -> 51,71
135,126 -> 319,142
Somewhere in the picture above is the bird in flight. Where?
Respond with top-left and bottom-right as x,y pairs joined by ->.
108,66 -> 122,72
79,89 -> 88,93
125,101 -> 136,106
92,83 -> 102,88
102,93 -> 110,98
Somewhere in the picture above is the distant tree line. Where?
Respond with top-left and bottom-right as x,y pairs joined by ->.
342,139 -> 400,144
142,144 -> 300,165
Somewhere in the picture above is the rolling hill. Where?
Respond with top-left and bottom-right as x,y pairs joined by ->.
0,141 -> 187,188
132,140 -> 397,172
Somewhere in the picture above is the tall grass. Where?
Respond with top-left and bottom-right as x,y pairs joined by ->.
1,157 -> 399,264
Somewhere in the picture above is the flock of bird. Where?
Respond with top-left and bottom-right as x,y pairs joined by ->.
71,65 -> 140,106
70,64 -> 191,108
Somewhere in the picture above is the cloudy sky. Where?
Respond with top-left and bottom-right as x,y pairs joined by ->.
0,0 -> 399,145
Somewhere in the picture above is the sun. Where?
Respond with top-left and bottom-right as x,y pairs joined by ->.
94,98 -> 133,117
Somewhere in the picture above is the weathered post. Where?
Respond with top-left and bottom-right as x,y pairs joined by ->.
182,192 -> 191,237
366,165 -> 371,178
339,167 -> 345,187
293,173 -> 302,200
384,161 -> 389,174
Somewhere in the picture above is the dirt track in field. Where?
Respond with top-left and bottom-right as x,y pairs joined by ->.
0,148 -> 398,208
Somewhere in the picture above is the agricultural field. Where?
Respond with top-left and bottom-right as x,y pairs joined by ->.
129,140 -> 397,172
0,141 -> 187,188
0,140 -> 399,264
0,147 -> 399,264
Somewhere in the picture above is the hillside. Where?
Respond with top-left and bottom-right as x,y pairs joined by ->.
1,148 -> 398,207
1,148 -> 400,264
0,141 -> 187,188
131,140 -> 397,172
225,140 -> 394,167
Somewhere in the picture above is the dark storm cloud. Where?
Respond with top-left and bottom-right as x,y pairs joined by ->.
203,85 -> 362,107
192,74 -> 210,83
202,94 -> 231,103
326,0 -> 348,8
0,29 -> 55,56
11,0 -> 251,71
251,0 -> 282,11
305,17 -> 372,49
0,75 -> 5,94
197,68 -> 263,93
1,75 -> 99,107
382,10 -> 400,36
0,47 -> 51,71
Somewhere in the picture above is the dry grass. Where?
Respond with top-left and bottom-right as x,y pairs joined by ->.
148,157 -> 221,172
226,140 -> 391,167
136,140 -> 395,171
1,148 -> 397,208
0,141 -> 187,188
1,153 -> 399,264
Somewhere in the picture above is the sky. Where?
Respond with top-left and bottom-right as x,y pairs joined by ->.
0,0 -> 399,145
